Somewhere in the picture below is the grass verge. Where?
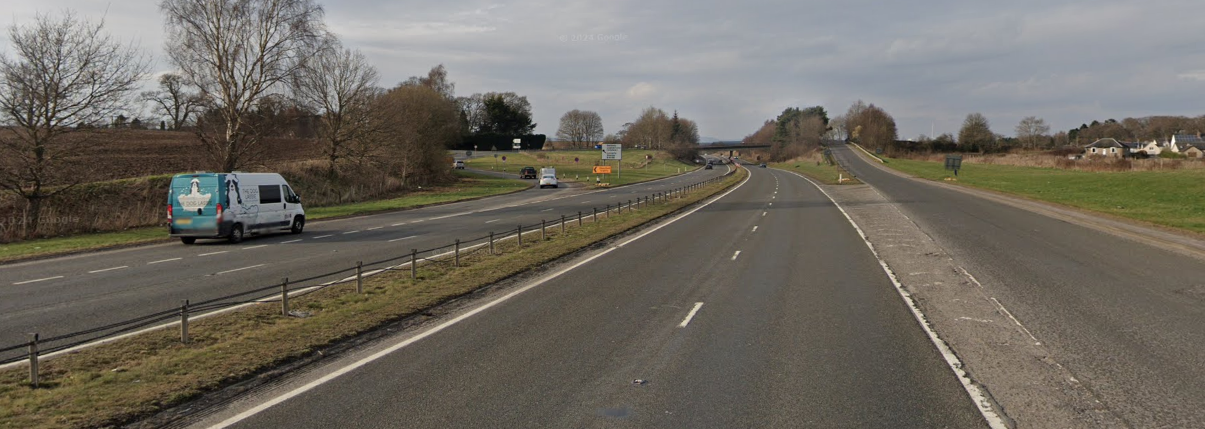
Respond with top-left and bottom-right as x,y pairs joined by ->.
0,167 -> 746,429
880,156 -> 1205,234
464,149 -> 696,186
771,157 -> 862,185
0,172 -> 529,264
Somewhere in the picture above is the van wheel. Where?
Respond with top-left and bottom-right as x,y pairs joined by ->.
290,216 -> 305,234
228,224 -> 244,244
181,237 -> 196,245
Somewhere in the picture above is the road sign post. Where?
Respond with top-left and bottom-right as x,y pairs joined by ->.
945,155 -> 963,176
602,144 -> 622,182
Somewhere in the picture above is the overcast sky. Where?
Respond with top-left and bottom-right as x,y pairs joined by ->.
6,0 -> 1205,141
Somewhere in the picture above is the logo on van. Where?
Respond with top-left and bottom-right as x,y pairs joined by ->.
178,178 -> 212,211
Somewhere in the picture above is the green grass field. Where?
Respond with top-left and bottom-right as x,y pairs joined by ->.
464,150 -> 696,186
883,157 -> 1205,234
770,159 -> 861,185
0,171 -> 529,263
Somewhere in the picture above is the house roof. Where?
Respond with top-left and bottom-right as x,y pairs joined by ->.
1172,134 -> 1203,144
1085,138 -> 1123,148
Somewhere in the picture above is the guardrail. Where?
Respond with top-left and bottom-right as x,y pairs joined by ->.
3,166 -> 738,388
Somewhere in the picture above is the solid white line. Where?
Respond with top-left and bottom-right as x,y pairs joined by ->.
343,231 -> 360,235
785,169 -> 1008,429
485,219 -> 500,223
312,235 -> 332,239
752,226 -> 758,232
678,302 -> 705,328
242,245 -> 269,250
216,264 -> 265,275
198,251 -> 228,256
731,250 -> 741,261
279,240 -> 302,244
366,226 -> 383,231
388,235 -> 419,242
13,276 -> 64,285
209,167 -> 751,429
88,266 -> 128,274
148,257 -> 182,264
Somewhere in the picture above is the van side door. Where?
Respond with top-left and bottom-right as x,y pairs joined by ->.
258,184 -> 285,230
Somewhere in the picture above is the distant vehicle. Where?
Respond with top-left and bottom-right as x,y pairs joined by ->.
452,160 -> 465,169
539,168 -> 558,188
760,163 -> 767,168
520,166 -> 537,179
704,164 -> 713,170
168,172 -> 304,244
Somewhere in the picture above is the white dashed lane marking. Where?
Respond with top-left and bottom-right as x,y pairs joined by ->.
13,276 -> 64,285
88,266 -> 128,274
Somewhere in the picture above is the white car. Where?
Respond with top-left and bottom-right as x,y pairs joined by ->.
452,160 -> 465,169
539,174 -> 558,188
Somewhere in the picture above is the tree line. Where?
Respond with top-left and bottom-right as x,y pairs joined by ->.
741,100 -> 899,161
0,1 -> 547,237
553,106 -> 701,161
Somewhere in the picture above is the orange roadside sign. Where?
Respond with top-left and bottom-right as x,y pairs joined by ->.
592,166 -> 612,174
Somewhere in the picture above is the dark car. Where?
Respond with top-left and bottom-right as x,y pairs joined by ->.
704,164 -> 713,170
759,163 -> 767,168
520,166 -> 537,179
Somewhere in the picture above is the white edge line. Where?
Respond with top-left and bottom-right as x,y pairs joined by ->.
216,264 -> 266,275
678,302 -> 705,328
209,166 -> 750,428
785,170 -> 1009,429
388,235 -> 419,242
88,266 -> 129,274
148,257 -> 182,264
13,275 -> 64,285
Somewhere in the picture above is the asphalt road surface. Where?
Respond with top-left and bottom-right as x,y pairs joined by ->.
0,165 -> 726,362
192,163 -> 988,428
830,143 -> 1205,427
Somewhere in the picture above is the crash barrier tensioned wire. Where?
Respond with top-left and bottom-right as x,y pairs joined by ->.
3,165 -> 738,375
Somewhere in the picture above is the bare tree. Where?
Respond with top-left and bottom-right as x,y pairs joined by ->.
624,106 -> 671,148
555,109 -> 604,148
0,11 -> 148,237
374,83 -> 462,185
160,0 -> 326,171
846,101 -> 897,150
958,113 -> 994,149
142,73 -> 203,130
402,64 -> 455,100
1015,116 -> 1050,149
292,36 -> 380,175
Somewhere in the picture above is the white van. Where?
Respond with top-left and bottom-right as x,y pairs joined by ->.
168,172 -> 305,244
539,168 -> 558,188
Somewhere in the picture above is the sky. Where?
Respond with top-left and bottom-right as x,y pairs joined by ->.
5,0 -> 1205,141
